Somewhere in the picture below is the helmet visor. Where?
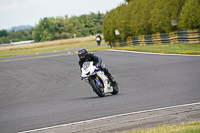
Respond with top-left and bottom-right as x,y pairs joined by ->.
78,53 -> 86,59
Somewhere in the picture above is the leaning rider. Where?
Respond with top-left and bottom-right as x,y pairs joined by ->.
78,48 -> 117,85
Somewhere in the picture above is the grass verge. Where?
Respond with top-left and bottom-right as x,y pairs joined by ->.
112,43 -> 200,55
0,36 -> 105,58
0,36 -> 200,59
126,121 -> 200,133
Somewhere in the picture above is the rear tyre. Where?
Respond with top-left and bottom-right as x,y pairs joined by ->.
90,79 -> 105,97
111,84 -> 119,95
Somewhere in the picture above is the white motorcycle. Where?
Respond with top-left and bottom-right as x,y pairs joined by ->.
81,61 -> 119,97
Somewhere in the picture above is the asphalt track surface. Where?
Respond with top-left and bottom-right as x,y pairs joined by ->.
0,50 -> 200,133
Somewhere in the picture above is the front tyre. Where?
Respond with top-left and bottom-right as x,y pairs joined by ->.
90,79 -> 105,97
111,84 -> 119,95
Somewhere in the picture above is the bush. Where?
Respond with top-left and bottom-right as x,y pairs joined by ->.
178,0 -> 200,29
103,0 -> 200,42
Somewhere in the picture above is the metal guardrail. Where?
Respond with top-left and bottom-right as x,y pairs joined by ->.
0,40 -> 34,47
112,29 -> 200,47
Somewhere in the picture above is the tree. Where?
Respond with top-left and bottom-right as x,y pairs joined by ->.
0,36 -> 10,44
102,0 -> 199,41
0,30 -> 9,37
33,17 -> 55,42
54,16 -> 65,39
78,15 -> 95,36
103,9 -> 119,42
178,0 -> 200,29
66,16 -> 84,37
90,12 -> 106,34
150,0 -> 187,33
124,0 -> 130,3
31,12 -> 106,42
41,29 -> 54,41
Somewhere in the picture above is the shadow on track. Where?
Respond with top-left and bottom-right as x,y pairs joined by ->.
68,93 -> 123,101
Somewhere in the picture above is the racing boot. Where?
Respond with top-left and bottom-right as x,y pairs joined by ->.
108,75 -> 117,86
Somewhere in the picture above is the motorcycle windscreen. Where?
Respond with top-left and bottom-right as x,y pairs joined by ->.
82,62 -> 90,70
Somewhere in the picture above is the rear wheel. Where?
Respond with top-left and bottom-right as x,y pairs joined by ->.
111,84 -> 119,95
90,79 -> 105,97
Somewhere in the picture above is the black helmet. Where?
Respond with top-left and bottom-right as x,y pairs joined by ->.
78,49 -> 88,60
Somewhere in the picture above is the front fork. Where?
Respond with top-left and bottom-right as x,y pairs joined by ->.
89,75 -> 101,86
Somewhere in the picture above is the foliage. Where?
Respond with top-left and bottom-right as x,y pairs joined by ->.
150,0 -> 187,33
103,8 -> 120,42
103,0 -> 200,42
32,12 -> 106,42
0,30 -> 9,37
124,0 -> 134,3
178,0 -> 200,29
0,12 -> 105,44
33,17 -> 56,42
0,29 -> 33,44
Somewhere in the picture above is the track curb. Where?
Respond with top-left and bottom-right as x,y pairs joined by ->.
20,102 -> 200,133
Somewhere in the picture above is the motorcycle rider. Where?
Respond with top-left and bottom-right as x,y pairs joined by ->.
96,34 -> 102,45
78,48 -> 117,85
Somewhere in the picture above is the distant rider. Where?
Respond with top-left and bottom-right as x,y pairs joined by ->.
96,34 -> 102,45
78,48 -> 117,85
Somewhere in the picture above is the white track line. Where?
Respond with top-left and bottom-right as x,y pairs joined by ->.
19,102 -> 200,133
107,49 -> 200,57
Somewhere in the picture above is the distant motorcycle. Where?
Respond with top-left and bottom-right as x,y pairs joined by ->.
81,61 -> 119,97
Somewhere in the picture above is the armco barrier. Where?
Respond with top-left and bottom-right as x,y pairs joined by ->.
111,29 -> 200,47
187,29 -> 200,43
161,33 -> 170,44
145,35 -> 153,45
169,31 -> 179,44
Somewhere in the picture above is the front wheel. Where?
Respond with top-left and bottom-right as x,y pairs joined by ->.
90,79 -> 105,97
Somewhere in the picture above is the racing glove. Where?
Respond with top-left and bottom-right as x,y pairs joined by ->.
96,62 -> 101,68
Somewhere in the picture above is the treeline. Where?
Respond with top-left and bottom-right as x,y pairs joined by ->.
33,12 -> 106,42
0,12 -> 105,44
0,29 -> 33,44
103,0 -> 200,42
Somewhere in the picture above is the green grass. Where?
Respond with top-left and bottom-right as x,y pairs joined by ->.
0,36 -> 106,58
0,36 -> 200,59
126,121 -> 200,133
87,43 -> 200,55
112,43 -> 200,55
0,41 -> 97,58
